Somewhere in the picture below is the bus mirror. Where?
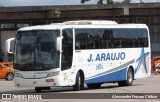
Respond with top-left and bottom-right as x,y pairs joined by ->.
57,37 -> 63,52
6,38 -> 15,54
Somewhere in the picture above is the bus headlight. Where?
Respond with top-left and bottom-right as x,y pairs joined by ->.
14,73 -> 23,78
47,71 -> 60,77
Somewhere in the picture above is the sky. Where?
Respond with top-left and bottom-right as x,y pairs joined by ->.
0,0 -> 159,7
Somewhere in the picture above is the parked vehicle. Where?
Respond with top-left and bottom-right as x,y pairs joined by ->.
151,56 -> 160,72
6,20 -> 151,92
0,62 -> 14,80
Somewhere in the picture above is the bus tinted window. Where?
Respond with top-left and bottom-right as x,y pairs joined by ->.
62,29 -> 73,70
75,29 -> 102,49
75,30 -> 87,49
75,28 -> 148,50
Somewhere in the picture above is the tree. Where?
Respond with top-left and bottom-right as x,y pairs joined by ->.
97,0 -> 114,4
81,0 -> 114,4
97,0 -> 103,4
121,0 -> 131,4
107,0 -> 114,4
81,0 -> 90,3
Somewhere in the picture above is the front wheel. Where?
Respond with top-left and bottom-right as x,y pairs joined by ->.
73,72 -> 84,91
35,87 -> 50,93
118,68 -> 133,86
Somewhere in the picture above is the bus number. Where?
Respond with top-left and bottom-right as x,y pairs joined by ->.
96,64 -> 103,70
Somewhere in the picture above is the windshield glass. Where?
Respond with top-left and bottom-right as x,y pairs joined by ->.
14,30 -> 60,71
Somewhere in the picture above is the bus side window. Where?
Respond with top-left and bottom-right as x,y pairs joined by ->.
102,30 -> 114,48
61,30 -> 73,71
75,30 -> 87,50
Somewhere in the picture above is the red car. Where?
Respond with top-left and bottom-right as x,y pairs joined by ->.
0,62 -> 14,81
151,56 -> 160,72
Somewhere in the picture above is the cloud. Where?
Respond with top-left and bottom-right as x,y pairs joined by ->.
0,0 -> 90,6
0,0 -> 55,6
0,0 -> 159,7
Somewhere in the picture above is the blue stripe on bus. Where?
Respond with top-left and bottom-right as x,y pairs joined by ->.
85,68 -> 127,84
135,48 -> 149,75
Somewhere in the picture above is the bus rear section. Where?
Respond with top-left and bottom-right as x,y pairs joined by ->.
73,26 -> 150,89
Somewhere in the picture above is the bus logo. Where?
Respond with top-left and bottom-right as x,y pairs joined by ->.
88,52 -> 126,62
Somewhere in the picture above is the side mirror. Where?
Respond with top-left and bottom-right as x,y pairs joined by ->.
56,36 -> 63,53
6,38 -> 15,54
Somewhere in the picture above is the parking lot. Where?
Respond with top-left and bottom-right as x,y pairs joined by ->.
0,73 -> 159,102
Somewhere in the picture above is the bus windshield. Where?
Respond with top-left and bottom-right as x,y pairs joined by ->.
14,30 -> 60,71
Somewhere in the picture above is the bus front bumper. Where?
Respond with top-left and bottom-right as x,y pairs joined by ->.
14,76 -> 64,87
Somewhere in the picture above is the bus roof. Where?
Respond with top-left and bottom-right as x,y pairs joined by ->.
63,20 -> 118,25
18,20 -> 148,31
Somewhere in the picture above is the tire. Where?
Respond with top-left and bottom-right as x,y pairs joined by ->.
87,83 -> 101,89
73,72 -> 84,91
35,87 -> 50,93
118,81 -> 125,86
118,68 -> 133,86
35,87 -> 42,93
5,73 -> 14,81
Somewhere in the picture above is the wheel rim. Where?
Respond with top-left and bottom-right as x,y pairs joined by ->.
7,73 -> 13,80
79,76 -> 81,86
128,71 -> 133,83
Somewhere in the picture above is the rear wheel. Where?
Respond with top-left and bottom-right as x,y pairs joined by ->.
73,72 -> 84,91
118,68 -> 133,86
87,83 -> 101,89
5,73 -> 14,81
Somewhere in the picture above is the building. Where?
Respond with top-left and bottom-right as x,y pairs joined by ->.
0,3 -> 160,61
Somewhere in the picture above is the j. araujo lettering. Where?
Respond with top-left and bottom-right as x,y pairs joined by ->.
87,52 -> 126,62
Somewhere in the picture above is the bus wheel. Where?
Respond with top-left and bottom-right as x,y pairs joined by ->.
35,87 -> 42,93
118,68 -> 133,86
5,73 -> 14,81
73,72 -> 84,91
87,83 -> 101,89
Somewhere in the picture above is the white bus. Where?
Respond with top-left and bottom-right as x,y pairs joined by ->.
6,20 -> 151,92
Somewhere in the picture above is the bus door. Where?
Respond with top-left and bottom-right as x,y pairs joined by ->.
61,29 -> 74,84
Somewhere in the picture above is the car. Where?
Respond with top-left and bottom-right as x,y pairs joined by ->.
0,62 -> 14,81
151,56 -> 160,72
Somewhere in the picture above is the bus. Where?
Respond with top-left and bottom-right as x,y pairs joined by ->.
6,20 -> 151,92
